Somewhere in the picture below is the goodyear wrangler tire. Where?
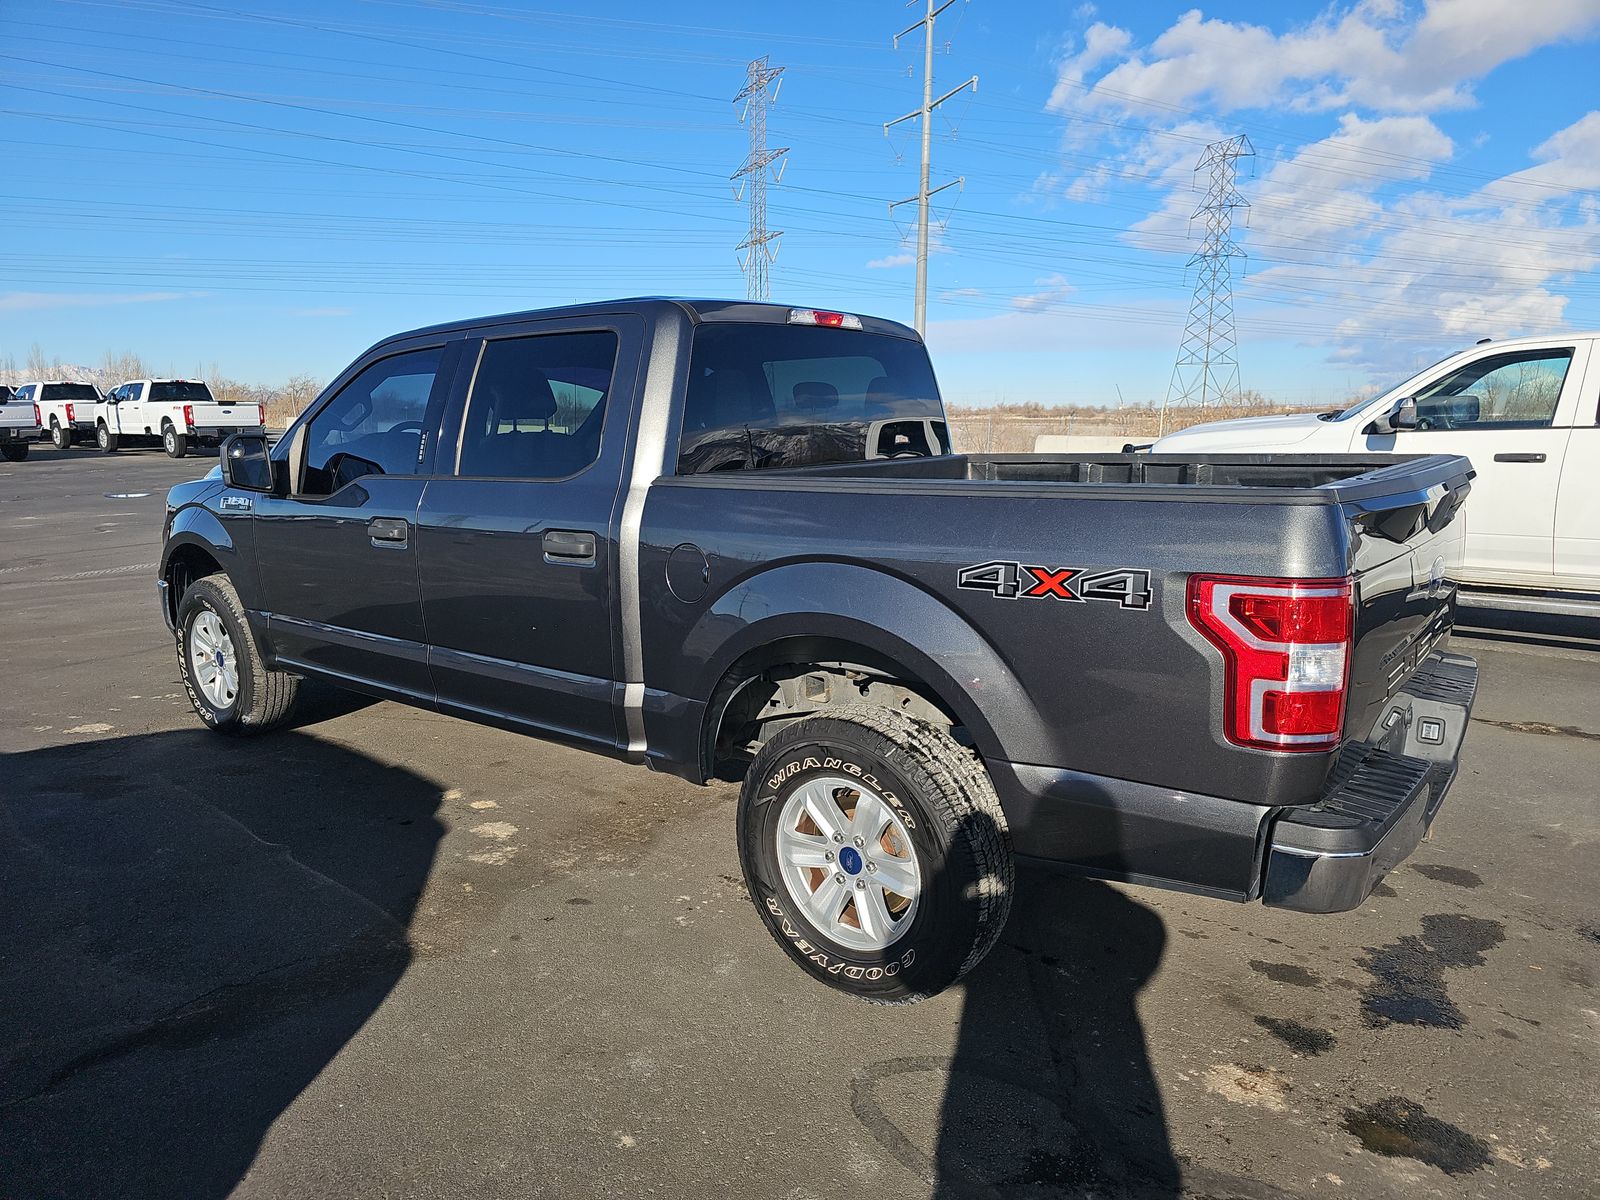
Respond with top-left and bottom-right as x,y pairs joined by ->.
737,705 -> 1013,1003
177,575 -> 300,734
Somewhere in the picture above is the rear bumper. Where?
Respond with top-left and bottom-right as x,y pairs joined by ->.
986,650 -> 1478,912
0,425 -> 42,441
187,424 -> 265,440
1262,650 -> 1478,913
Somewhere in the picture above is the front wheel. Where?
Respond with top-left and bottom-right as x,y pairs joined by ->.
51,421 -> 72,450
737,706 -> 1013,1003
96,423 -> 118,454
177,574 -> 301,733
1,442 -> 26,462
163,425 -> 188,458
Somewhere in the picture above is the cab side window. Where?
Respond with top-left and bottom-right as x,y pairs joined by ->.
1412,349 -> 1573,430
303,347 -> 442,495
456,331 -> 616,479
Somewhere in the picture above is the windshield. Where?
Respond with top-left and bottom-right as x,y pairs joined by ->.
1,386 -> 16,403
1328,350 -> 1466,420
677,324 -> 948,474
40,383 -> 100,402
149,381 -> 214,403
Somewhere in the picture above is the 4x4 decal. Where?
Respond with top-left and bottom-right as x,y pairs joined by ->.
957,560 -> 1152,610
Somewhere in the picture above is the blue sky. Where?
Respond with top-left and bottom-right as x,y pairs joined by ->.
3,0 -> 1599,407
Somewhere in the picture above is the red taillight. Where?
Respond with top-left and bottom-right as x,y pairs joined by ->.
183,404 -> 195,430
32,404 -> 41,426
1187,574 -> 1353,752
257,404 -> 266,427
65,403 -> 76,422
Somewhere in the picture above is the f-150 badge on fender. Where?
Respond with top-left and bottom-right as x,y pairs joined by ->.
957,560 -> 1152,609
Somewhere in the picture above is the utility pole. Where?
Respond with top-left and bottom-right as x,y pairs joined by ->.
1164,134 -> 1254,435
886,0 -> 977,336
732,56 -> 788,302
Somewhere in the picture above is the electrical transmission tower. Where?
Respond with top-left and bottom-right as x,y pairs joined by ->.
732,57 -> 788,302
1164,134 -> 1254,434
886,0 -> 977,336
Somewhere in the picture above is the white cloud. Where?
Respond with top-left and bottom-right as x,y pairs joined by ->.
1010,274 -> 1075,312
0,291 -> 190,313
866,252 -> 915,269
1053,2 -> 1600,117
1035,2 -> 1600,378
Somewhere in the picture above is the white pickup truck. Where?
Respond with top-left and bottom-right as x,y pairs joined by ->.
1153,332 -> 1600,612
0,384 -> 44,461
22,380 -> 102,450
98,379 -> 266,458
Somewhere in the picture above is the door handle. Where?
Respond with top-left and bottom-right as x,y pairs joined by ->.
543,528 -> 596,564
1493,452 -> 1547,463
368,517 -> 409,547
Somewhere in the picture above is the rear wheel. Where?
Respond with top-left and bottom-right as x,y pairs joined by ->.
737,705 -> 1013,1004
96,423 -> 118,454
177,574 -> 300,733
51,421 -> 72,450
1,442 -> 26,462
163,424 -> 188,458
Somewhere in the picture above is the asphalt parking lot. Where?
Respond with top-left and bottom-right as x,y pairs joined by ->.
2,443 -> 1596,1200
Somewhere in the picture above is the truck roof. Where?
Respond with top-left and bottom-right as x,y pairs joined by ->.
370,297 -> 921,354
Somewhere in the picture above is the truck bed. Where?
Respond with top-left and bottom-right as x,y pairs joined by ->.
780,451 -> 1462,503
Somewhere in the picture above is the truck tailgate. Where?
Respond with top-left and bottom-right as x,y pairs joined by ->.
1341,465 -> 1472,743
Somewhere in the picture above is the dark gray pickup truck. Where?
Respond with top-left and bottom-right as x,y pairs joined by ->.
158,299 -> 1478,1002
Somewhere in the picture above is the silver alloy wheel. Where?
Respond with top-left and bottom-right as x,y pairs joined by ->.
164,428 -> 176,453
775,774 -> 922,952
189,609 -> 240,710
95,425 -> 106,448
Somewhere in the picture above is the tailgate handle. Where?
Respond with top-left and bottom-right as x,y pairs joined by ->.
1492,452 -> 1546,463
543,529 -> 596,564
367,517 -> 409,547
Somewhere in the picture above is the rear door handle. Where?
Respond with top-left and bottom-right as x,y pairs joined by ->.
368,517 -> 409,547
543,528 -> 596,564
1493,452 -> 1547,463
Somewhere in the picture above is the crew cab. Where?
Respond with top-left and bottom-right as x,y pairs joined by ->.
0,384 -> 43,461
157,299 -> 1480,1002
1153,333 -> 1600,613
98,379 -> 266,458
23,380 -> 102,450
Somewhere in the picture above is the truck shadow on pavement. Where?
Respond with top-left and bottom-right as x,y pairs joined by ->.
0,728 -> 443,1200
861,859 -> 1290,1199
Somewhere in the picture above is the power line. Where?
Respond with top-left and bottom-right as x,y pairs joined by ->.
731,56 -> 788,301
885,0 -> 977,335
1165,135 -> 1254,434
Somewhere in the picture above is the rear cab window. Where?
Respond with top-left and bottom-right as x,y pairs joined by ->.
149,382 -> 214,403
677,323 -> 949,474
40,383 -> 99,402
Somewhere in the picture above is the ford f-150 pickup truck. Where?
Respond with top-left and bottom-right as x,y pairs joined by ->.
157,299 -> 1479,1002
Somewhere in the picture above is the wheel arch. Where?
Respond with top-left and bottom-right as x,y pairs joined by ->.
160,509 -> 243,628
683,561 -> 1037,783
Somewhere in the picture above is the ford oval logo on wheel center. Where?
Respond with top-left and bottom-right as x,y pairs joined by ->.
838,846 -> 863,875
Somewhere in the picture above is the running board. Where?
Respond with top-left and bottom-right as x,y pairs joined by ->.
1458,589 -> 1600,618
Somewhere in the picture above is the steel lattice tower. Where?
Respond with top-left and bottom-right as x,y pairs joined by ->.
1165,135 -> 1254,432
732,57 -> 788,301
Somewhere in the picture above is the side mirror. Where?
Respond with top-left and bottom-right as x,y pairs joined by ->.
1388,399 -> 1421,432
221,433 -> 275,493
